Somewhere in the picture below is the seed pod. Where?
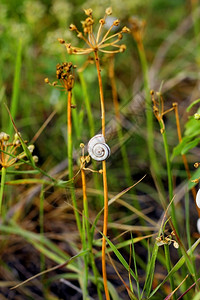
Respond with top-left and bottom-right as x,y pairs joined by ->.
88,134 -> 110,161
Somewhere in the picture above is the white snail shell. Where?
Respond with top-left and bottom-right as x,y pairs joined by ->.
87,134 -> 110,161
196,188 -> 200,208
197,218 -> 200,234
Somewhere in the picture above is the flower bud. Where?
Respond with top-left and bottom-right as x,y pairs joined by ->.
105,7 -> 112,15
28,145 -> 35,153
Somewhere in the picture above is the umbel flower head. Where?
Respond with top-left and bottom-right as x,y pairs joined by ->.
0,132 -> 37,169
58,7 -> 130,55
45,62 -> 76,91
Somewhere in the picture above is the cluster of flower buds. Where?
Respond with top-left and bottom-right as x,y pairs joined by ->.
58,7 -> 130,56
0,132 -> 38,169
156,231 -> 179,249
45,62 -> 76,91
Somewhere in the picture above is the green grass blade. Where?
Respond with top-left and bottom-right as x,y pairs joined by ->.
149,238 -> 200,298
103,235 -> 137,281
8,39 -> 22,136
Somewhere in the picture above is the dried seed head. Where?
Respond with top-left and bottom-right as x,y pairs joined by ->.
77,32 -> 83,39
99,18 -> 105,25
0,132 -> 10,141
85,17 -> 94,26
3,133 -> 10,141
118,33 -> 123,40
150,90 -> 154,95
44,78 -> 49,84
119,44 -> 126,52
85,155 -> 90,163
84,8 -> 93,16
69,24 -> 77,31
113,19 -> 120,26
122,26 -> 130,33
105,7 -> 112,15
80,143 -> 85,148
58,38 -> 65,44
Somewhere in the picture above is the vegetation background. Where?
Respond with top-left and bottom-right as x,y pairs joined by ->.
0,0 -> 200,299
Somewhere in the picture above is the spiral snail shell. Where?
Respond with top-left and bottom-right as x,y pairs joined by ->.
87,134 -> 110,161
196,188 -> 200,209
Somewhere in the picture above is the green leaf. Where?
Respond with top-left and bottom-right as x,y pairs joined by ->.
172,136 -> 200,158
103,235 -> 137,281
172,136 -> 192,157
186,99 -> 200,112
181,138 -> 200,155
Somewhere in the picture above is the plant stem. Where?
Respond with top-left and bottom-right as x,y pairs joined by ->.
94,50 -> 110,300
67,90 -> 82,236
79,72 -> 104,208
135,39 -> 165,202
159,120 -> 178,233
108,55 -> 143,212
173,103 -> 200,217
164,244 -> 175,299
0,167 -> 6,215
81,167 -> 103,299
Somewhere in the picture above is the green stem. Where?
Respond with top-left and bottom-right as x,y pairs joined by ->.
164,244 -> 175,299
67,90 -> 82,236
137,42 -> 165,200
0,167 -> 6,215
82,216 -> 89,299
159,121 -> 178,233
79,72 -> 104,208
81,168 -> 103,299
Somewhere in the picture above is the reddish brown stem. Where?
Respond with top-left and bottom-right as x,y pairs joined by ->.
173,102 -> 200,217
94,50 -> 110,300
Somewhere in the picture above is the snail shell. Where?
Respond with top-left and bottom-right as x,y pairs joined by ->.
196,188 -> 200,208
88,134 -> 110,161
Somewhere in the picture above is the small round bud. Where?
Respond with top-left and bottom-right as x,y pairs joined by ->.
194,162 -> 200,168
105,7 -> 112,15
150,90 -> 154,95
28,145 -> 35,153
119,45 -> 126,52
84,8 -> 92,16
44,78 -> 49,84
3,133 -> 10,141
69,24 -> 77,31
80,143 -> 85,148
122,26 -> 130,33
173,241 -> 179,249
194,113 -> 200,120
99,19 -> 105,25
77,32 -> 83,39
113,19 -> 120,26
85,155 -> 90,163
33,156 -> 39,163
58,38 -> 65,44
118,33 -> 123,40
